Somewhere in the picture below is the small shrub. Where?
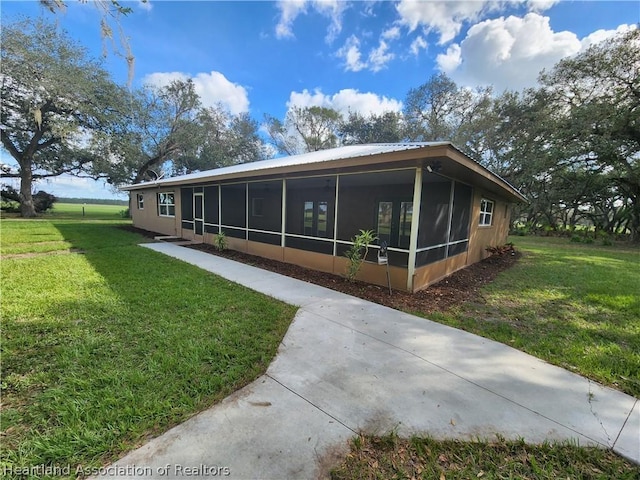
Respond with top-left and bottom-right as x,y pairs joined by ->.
32,190 -> 57,213
486,243 -> 516,256
0,186 -> 56,213
214,231 -> 227,251
0,200 -> 20,213
119,208 -> 130,218
344,229 -> 377,282
570,234 -> 583,243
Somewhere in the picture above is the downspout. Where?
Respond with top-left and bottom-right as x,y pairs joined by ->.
407,167 -> 423,292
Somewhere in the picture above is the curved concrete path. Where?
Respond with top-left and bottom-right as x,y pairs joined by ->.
99,242 -> 638,479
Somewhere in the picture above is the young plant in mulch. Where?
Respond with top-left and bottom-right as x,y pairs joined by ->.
344,229 -> 377,282
214,231 -> 227,251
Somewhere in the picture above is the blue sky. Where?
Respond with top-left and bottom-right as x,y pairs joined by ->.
1,0 -> 638,199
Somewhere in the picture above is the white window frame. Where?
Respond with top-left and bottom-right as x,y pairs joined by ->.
479,198 -> 494,226
157,192 -> 175,217
137,193 -> 144,210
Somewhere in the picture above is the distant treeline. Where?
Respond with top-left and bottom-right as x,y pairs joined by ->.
58,198 -> 128,206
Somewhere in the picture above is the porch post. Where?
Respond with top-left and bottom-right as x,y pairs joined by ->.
333,175 -> 340,256
218,184 -> 222,235
281,178 -> 287,248
407,167 -> 423,292
245,182 -> 249,240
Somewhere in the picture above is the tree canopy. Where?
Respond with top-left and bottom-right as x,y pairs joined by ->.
0,18 -> 130,217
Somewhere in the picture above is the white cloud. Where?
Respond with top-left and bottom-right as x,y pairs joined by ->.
336,35 -> 367,72
527,0 -> 560,12
396,0 -> 558,45
382,26 -> 401,40
34,175 -> 126,200
336,34 -> 396,72
437,13 -> 583,91
138,0 -> 152,12
436,43 -> 461,71
143,71 -> 250,115
580,24 -> 636,50
275,0 -> 307,39
287,88 -> 402,116
368,40 -> 394,72
396,0 -> 494,44
410,36 -> 428,56
275,0 -> 345,42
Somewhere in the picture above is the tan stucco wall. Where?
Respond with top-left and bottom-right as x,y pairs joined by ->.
467,189 -> 511,264
412,251 -> 468,292
130,190 -> 180,237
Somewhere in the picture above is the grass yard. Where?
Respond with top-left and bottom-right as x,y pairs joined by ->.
331,433 -> 639,480
0,215 -> 296,478
425,236 -> 640,398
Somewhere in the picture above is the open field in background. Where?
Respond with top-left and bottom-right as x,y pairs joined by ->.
0,216 -> 296,478
424,235 -> 640,398
47,202 -> 128,220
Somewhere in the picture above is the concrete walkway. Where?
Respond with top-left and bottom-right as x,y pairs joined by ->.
101,242 -> 639,478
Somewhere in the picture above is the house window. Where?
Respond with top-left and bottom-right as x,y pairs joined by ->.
479,198 -> 494,226
303,200 -> 328,237
252,197 -> 264,217
158,192 -> 175,217
137,194 -> 144,210
376,199 -> 413,249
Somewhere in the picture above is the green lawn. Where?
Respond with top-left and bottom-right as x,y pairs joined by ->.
425,236 -> 640,397
0,216 -> 296,478
332,433 -> 639,479
2,214 -> 638,478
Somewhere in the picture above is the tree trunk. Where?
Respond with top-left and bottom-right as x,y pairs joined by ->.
19,160 -> 37,218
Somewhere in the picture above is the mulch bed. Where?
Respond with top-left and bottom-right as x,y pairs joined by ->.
121,225 -> 521,315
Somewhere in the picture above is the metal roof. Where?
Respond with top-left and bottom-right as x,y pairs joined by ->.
121,142 -> 526,202
121,142 -> 450,190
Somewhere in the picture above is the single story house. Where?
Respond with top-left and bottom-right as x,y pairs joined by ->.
122,142 -> 525,292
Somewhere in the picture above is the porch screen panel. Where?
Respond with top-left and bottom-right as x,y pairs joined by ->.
248,231 -> 281,246
286,237 -> 333,255
221,183 -> 246,239
448,182 -> 472,257
449,182 -> 472,242
335,243 -> 409,267
337,170 -> 415,243
248,181 -> 282,233
417,178 -> 451,248
181,188 -> 193,221
204,186 -> 219,224
416,176 -> 452,266
285,177 -> 335,238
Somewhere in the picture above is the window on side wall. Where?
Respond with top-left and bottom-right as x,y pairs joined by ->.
137,193 -> 144,210
479,198 -> 494,226
158,192 -> 175,217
